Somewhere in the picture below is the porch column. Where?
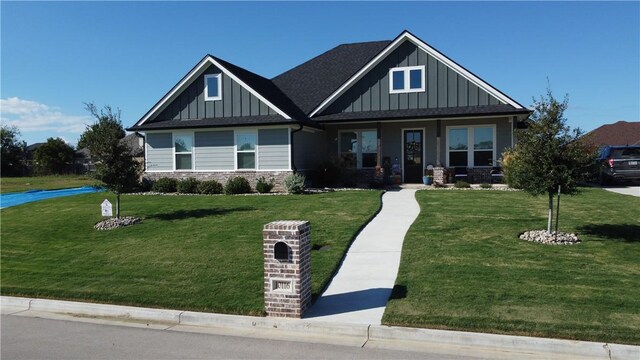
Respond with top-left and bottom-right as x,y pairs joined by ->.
436,120 -> 442,166
376,122 -> 383,177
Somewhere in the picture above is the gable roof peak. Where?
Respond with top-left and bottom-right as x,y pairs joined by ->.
307,30 -> 526,117
133,54 -> 301,128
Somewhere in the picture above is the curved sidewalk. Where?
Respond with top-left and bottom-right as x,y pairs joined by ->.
304,188 -> 420,324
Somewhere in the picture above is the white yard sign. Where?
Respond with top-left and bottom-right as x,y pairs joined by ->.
101,199 -> 113,217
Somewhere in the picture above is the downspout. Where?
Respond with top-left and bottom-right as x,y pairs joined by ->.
135,131 -> 146,172
290,124 -> 303,173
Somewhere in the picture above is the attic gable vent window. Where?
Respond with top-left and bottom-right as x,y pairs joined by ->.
389,66 -> 425,94
204,73 -> 222,101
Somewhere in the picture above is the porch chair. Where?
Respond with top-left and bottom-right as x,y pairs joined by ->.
491,167 -> 504,184
453,167 -> 468,183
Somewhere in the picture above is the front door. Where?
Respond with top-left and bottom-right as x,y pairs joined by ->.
403,129 -> 423,183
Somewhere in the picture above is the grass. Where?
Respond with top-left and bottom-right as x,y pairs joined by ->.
0,175 -> 97,193
383,188 -> 640,345
1,191 -> 381,315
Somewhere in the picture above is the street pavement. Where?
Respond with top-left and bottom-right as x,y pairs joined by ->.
0,315 -> 475,360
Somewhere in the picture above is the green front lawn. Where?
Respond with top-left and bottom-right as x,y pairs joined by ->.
383,188 -> 640,344
1,191 -> 381,315
0,175 -> 97,193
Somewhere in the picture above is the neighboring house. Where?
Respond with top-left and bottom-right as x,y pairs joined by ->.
583,121 -> 640,147
24,142 -> 45,167
75,133 -> 145,174
128,30 -> 531,185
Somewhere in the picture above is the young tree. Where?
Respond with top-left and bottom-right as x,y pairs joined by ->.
502,89 -> 596,233
34,137 -> 75,175
82,103 -> 140,218
1,125 -> 26,176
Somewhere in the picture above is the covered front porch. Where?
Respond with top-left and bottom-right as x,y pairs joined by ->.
322,116 -> 517,184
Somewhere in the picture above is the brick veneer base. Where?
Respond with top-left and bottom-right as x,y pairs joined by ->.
144,171 -> 293,192
263,221 -> 311,318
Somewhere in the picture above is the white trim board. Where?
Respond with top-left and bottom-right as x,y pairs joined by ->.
309,31 -> 525,117
135,56 -> 291,127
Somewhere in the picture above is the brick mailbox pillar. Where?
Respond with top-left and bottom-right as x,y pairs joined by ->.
263,220 -> 311,318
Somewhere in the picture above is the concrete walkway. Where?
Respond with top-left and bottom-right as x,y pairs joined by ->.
304,188 -> 420,325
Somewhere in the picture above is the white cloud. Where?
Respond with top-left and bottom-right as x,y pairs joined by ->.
0,97 -> 91,133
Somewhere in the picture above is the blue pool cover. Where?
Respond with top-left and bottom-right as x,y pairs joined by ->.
0,186 -> 105,209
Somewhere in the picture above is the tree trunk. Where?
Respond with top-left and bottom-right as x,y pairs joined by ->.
547,192 -> 553,233
116,193 -> 120,219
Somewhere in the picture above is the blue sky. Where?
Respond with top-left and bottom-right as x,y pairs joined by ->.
1,1 -> 638,147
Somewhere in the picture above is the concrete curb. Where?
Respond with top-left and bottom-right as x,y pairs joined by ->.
2,296 -> 638,359
178,310 -> 369,339
28,298 -> 183,324
369,325 -> 639,360
1,296 -> 368,342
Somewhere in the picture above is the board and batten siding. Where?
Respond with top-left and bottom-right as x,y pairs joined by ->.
194,131 -> 234,170
155,64 -> 277,121
323,41 -> 502,115
258,129 -> 289,170
146,133 -> 173,171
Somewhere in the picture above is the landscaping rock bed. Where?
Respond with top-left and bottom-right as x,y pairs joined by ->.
95,216 -> 142,231
519,230 -> 581,245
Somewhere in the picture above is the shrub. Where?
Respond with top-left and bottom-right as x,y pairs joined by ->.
137,178 -> 153,192
197,180 -> 223,194
256,177 -> 275,194
151,177 -> 178,193
341,169 -> 358,188
480,183 -> 492,189
177,177 -> 200,194
454,180 -> 471,189
224,176 -> 252,195
284,173 -> 306,194
314,160 -> 341,187
368,179 -> 385,189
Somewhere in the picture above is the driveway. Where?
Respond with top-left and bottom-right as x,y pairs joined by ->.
601,184 -> 640,197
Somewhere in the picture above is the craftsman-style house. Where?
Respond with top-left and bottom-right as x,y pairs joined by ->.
128,30 -> 530,186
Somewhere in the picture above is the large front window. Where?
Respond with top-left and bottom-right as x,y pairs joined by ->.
236,132 -> 257,169
174,134 -> 193,170
339,130 -> 378,168
447,126 -> 495,167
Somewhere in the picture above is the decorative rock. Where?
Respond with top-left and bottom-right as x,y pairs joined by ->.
94,217 -> 141,231
519,230 -> 581,245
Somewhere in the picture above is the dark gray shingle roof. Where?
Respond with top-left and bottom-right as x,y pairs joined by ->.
211,56 -> 312,124
272,40 -> 391,115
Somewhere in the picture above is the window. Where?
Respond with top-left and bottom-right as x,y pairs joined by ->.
339,131 -> 357,168
389,66 -> 425,94
447,126 -> 495,167
174,134 -> 193,170
448,128 -> 468,167
204,74 -> 222,101
473,127 -> 494,167
236,131 -> 257,169
361,130 -> 377,168
339,130 -> 378,168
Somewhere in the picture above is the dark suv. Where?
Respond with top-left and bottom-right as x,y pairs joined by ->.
597,145 -> 640,184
